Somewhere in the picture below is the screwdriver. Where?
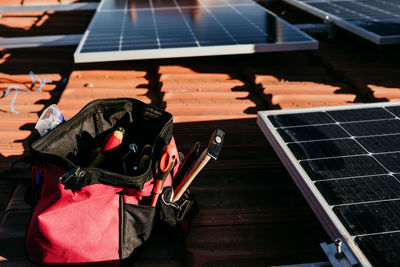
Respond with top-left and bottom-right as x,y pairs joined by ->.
89,127 -> 125,168
121,143 -> 139,175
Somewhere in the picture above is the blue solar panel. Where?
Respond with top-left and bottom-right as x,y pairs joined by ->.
74,0 -> 317,63
258,102 -> 400,266
283,0 -> 400,44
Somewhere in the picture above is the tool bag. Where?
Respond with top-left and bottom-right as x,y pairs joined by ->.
25,98 -> 189,265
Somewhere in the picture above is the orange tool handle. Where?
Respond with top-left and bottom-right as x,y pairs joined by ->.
151,144 -> 177,206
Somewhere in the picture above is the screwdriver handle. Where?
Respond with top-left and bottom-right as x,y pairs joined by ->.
151,161 -> 174,207
151,144 -> 177,206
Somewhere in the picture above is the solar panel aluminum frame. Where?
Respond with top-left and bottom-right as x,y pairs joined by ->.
75,40 -> 316,63
73,0 -> 106,63
283,0 -> 400,45
73,0 -> 318,63
257,102 -> 400,267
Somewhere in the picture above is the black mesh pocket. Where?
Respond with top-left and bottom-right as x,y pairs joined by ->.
120,196 -> 155,259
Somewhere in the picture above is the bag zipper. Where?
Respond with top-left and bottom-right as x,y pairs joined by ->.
59,166 -> 85,185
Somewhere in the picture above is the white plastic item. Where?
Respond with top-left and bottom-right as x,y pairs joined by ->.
35,104 -> 65,136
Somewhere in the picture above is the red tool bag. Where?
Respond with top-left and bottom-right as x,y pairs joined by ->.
26,98 -> 190,265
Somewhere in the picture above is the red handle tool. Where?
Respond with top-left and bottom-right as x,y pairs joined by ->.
151,144 -> 177,206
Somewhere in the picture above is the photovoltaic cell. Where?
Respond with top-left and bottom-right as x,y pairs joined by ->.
356,233 -> 400,267
327,107 -> 394,122
334,200 -> 400,235
277,124 -> 350,142
315,175 -> 400,205
268,112 -> 334,127
257,102 -> 400,266
74,0 -> 317,63
375,152 -> 400,173
386,106 -> 400,117
341,119 -> 400,137
357,134 -> 400,153
288,139 -> 366,160
300,155 -> 386,180
281,0 -> 400,44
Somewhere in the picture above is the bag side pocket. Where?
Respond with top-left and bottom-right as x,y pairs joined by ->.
119,194 -> 155,259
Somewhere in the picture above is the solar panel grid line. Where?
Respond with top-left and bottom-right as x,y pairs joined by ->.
286,117 -> 400,181
97,0 -> 108,10
364,150 -> 400,157
308,2 -> 371,20
285,132 -> 400,144
172,0 -> 200,46
85,33 -> 121,38
327,2 -> 376,21
196,0 -> 239,45
341,1 -> 400,21
355,2 -> 400,20
298,152 -> 370,162
275,116 -> 400,129
149,0 -> 162,48
371,0 -> 400,9
322,111 -> 400,179
281,125 -> 400,144
336,2 -> 381,20
313,172 -> 400,182
333,196 -> 400,207
387,173 -> 400,184
119,0 -> 129,51
357,229 -> 400,238
222,0 -> 271,41
383,106 -> 400,118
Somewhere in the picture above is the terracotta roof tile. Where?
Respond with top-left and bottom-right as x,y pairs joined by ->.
241,52 -> 359,109
0,47 -> 73,162
58,63 -> 157,119
158,63 -> 266,122
269,94 -> 356,108
315,39 -> 400,102
261,82 -> 352,95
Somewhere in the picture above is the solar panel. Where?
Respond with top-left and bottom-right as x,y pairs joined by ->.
282,0 -> 400,44
73,0 -> 317,63
257,102 -> 400,266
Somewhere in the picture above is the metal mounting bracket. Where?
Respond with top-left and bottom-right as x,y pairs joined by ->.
295,19 -> 335,39
320,238 -> 360,267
